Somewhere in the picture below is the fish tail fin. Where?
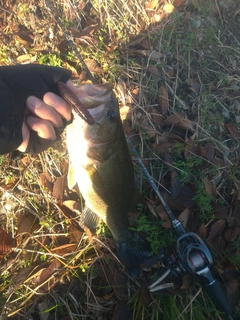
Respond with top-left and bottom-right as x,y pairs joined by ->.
116,233 -> 150,278
79,207 -> 100,231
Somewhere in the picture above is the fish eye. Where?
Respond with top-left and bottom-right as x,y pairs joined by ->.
107,110 -> 117,121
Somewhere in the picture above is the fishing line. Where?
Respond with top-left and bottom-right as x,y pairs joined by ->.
126,136 -> 185,235
44,0 -> 97,84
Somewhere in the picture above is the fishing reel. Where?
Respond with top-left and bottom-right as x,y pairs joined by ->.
145,232 -> 233,320
127,138 -> 234,319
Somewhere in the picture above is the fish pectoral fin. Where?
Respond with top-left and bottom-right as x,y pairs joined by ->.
80,206 -> 100,231
85,165 -> 104,189
67,163 -> 77,190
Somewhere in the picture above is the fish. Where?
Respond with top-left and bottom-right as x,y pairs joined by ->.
66,83 -> 150,277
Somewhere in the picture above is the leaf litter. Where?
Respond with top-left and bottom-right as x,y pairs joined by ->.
0,0 -> 240,319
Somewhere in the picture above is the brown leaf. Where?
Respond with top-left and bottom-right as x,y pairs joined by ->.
112,302 -> 132,320
171,173 -> 181,199
164,113 -> 195,134
225,122 -> 240,140
39,173 -> 53,192
207,220 -> 226,241
135,50 -> 163,60
73,24 -> 99,37
17,212 -> 39,235
140,119 -> 156,138
204,177 -> 217,198
163,4 -> 177,13
63,200 -> 81,212
212,204 -> 229,219
140,38 -> 151,49
165,112 -> 185,126
37,260 -> 62,292
113,269 -> 128,301
224,226 -> 240,242
181,274 -> 192,290
153,136 -> 174,154
51,243 -> 77,256
141,279 -> 153,305
68,224 -> 83,243
178,208 -> 190,228
203,143 -> 215,161
151,108 -> 163,125
0,229 -> 12,259
184,138 -> 197,158
198,223 -> 207,239
52,174 -> 67,204
157,204 -> 171,228
145,0 -> 158,9
117,79 -> 127,105
163,184 -> 196,211
174,0 -> 187,11
208,235 -> 226,255
84,59 -> 104,73
120,106 -> 132,121
186,78 -> 201,93
157,85 -> 169,114
146,65 -> 159,76
225,279 -> 239,309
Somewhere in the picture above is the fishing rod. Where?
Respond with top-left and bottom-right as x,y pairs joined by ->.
127,137 -> 234,320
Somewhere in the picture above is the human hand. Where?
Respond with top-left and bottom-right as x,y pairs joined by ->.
0,64 -> 72,155
17,80 -> 77,153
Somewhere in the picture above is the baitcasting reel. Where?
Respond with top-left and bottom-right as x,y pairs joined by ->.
127,138 -> 234,320
145,232 -> 233,320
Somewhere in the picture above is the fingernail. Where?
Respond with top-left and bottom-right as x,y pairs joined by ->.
26,96 -> 42,111
43,92 -> 59,107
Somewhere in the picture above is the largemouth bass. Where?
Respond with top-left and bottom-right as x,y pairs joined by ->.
66,84 -> 149,277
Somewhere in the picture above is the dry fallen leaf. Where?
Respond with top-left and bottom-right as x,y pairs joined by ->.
52,174 -> 67,204
224,122 -> 240,140
157,85 -> 169,114
151,109 -> 163,125
84,59 -> 104,73
37,260 -> 62,293
186,78 -> 201,93
204,177 -> 217,198
163,4 -> 177,14
140,119 -> 156,138
39,173 -> 53,192
207,220 -> 226,241
178,208 -> 190,228
145,0 -> 158,10
184,138 -> 197,158
112,302 -> 132,320
135,50 -> 163,60
17,212 -> 39,235
0,229 -> 13,259
146,65 -> 159,76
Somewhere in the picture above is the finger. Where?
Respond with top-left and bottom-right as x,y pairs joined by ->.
43,80 -> 74,122
17,122 -> 30,152
27,116 -> 57,140
26,96 -> 64,128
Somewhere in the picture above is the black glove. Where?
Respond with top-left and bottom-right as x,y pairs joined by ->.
0,64 -> 72,155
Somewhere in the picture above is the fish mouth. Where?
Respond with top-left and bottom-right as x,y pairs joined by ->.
76,84 -> 113,109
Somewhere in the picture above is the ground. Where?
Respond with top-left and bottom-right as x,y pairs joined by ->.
0,0 -> 240,319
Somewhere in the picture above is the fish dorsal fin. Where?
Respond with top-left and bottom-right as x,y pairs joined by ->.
67,163 -> 77,190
